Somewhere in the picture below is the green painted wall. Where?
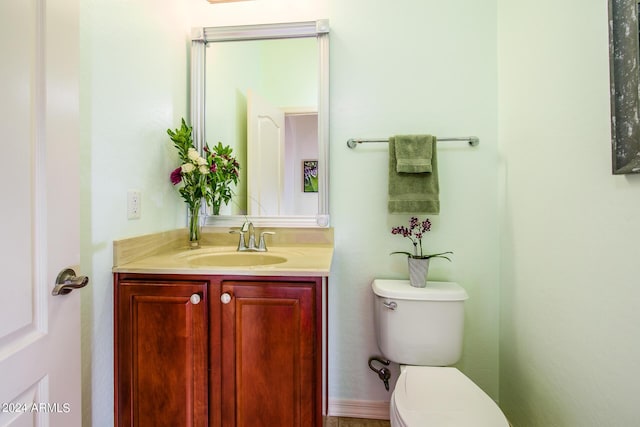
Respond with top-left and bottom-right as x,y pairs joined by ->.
327,0 -> 500,404
498,0 -> 640,425
80,0 -> 640,425
79,0 -> 189,424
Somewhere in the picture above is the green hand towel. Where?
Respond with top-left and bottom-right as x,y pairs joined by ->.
388,136 -> 440,214
395,134 -> 434,173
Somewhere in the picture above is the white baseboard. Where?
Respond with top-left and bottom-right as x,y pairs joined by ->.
327,399 -> 390,420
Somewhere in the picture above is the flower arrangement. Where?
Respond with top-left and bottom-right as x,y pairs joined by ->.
167,118 -> 239,246
168,119 -> 209,212
391,217 -> 452,260
204,142 -> 240,215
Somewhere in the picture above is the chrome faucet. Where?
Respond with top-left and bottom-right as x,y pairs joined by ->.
246,222 -> 256,250
229,220 -> 275,252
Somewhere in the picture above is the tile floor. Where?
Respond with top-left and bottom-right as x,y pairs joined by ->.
324,417 -> 390,427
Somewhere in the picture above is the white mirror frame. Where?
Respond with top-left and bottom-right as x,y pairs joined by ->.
190,20 -> 330,227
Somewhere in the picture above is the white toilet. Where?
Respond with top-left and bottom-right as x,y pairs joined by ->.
373,279 -> 509,427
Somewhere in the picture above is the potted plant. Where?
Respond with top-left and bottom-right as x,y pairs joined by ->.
391,217 -> 452,287
167,118 -> 239,248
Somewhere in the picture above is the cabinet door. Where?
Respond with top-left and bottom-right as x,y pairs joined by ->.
115,279 -> 208,427
220,280 -> 319,427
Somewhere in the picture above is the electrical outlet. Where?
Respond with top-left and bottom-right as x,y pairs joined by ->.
127,190 -> 141,219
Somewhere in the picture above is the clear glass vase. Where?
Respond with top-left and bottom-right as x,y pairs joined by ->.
188,201 -> 202,249
211,198 -> 221,216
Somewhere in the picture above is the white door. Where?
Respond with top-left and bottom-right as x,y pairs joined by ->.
0,0 -> 84,426
247,89 -> 286,216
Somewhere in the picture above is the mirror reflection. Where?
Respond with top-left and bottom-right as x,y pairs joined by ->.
205,37 -> 319,216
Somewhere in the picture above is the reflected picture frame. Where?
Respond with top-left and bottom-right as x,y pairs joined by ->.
303,160 -> 318,193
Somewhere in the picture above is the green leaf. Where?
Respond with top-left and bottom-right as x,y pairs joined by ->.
390,251 -> 412,256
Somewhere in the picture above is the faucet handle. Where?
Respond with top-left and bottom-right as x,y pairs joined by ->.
258,231 -> 275,251
229,229 -> 247,251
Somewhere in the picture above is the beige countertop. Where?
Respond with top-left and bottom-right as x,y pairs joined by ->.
113,227 -> 333,277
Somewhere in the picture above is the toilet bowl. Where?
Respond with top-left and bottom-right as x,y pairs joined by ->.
372,280 -> 509,427
390,366 -> 508,427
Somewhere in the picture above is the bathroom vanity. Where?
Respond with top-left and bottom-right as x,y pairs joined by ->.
113,20 -> 333,426
112,228 -> 332,427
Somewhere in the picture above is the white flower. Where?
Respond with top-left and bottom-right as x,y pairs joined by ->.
196,156 -> 207,166
181,163 -> 196,173
187,148 -> 200,161
199,165 -> 210,174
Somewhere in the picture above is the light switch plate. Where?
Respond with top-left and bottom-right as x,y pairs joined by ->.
127,190 -> 141,219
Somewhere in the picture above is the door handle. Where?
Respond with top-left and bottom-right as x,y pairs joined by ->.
52,268 -> 89,296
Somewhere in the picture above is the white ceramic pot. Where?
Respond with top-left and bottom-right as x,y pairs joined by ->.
408,257 -> 430,288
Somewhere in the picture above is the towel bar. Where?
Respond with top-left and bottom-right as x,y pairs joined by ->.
347,136 -> 479,149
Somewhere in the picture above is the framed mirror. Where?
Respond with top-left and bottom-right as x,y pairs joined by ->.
609,0 -> 640,174
191,20 -> 330,226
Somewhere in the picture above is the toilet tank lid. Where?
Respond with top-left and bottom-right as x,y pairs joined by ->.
372,280 -> 468,301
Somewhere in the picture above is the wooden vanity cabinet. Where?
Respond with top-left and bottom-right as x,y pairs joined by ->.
218,278 -> 321,427
114,276 -> 209,427
114,273 -> 323,427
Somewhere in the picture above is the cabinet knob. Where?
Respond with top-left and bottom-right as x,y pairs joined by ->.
190,294 -> 201,305
220,293 -> 232,304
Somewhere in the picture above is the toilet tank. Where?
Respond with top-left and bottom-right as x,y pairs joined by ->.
372,279 -> 468,366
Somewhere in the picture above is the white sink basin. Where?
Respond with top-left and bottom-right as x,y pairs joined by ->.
186,252 -> 287,267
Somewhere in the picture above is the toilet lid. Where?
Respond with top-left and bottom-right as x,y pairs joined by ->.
392,366 -> 509,427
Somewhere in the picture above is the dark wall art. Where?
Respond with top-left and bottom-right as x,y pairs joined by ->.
609,0 -> 640,174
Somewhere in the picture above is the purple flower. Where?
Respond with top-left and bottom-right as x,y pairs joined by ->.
391,226 -> 410,237
391,217 -> 452,261
170,167 -> 182,185
210,163 -> 218,173
391,217 -> 435,257
409,217 -> 419,230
